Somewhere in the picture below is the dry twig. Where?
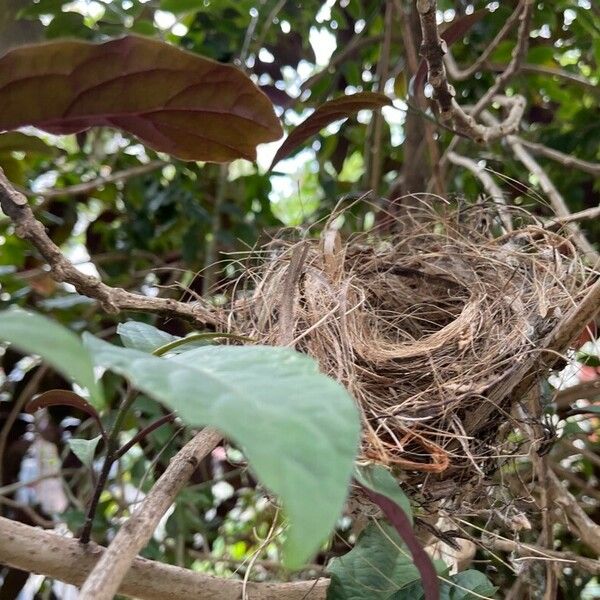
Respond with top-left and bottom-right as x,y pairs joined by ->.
79,428 -> 222,600
0,168 -> 219,327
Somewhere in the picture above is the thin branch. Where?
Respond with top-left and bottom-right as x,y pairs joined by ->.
470,0 -> 534,117
547,469 -> 600,555
0,364 -> 47,487
443,2 -> 525,81
114,413 -> 176,460
553,464 -> 600,503
544,205 -> 600,230
553,379 -> 600,409
0,469 -> 79,497
504,134 -> 599,263
416,0 -> 527,143
79,428 -> 222,600
0,516 -> 329,600
491,63 -> 600,96
484,536 -> 600,575
33,160 -> 167,199
367,0 -> 394,195
446,151 -> 512,231
0,169 -> 219,327
517,138 -> 600,177
300,35 -> 384,94
478,110 -> 599,264
0,496 -> 55,529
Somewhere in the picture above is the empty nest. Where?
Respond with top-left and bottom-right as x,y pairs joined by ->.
221,203 -> 591,503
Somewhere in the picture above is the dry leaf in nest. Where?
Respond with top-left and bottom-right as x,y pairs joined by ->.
221,203 -> 591,504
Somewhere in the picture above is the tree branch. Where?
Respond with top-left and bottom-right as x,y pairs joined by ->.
79,428 -> 222,600
484,536 -> 600,575
517,139 -> 600,177
0,169 -> 220,327
505,135 -> 599,263
0,516 -> 328,600
416,0 -> 528,143
443,1 -> 525,81
33,160 -> 167,199
544,206 -> 600,230
446,151 -> 512,231
547,469 -> 600,555
470,0 -> 533,117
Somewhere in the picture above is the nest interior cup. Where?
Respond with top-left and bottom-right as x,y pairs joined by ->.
224,202 -> 592,505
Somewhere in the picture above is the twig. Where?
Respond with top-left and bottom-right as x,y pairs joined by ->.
367,0 -> 394,195
547,468 -> 600,555
470,0 -> 533,117
0,364 -> 47,487
544,206 -> 600,230
0,469 -> 79,497
504,133 -> 599,263
0,169 -> 219,327
561,438 -> 600,470
278,243 -> 309,347
517,138 -> 600,177
33,161 -> 166,199
202,164 -> 227,297
79,390 -> 138,544
0,515 -> 329,600
443,2 -> 525,81
553,379 -> 600,411
484,537 -> 600,575
446,151 -> 512,231
0,496 -> 55,529
299,35 -> 383,94
552,464 -> 600,503
491,63 -> 600,96
252,0 -> 288,57
523,390 -> 557,598
416,0 -> 527,143
78,428 -> 222,600
114,413 -> 176,461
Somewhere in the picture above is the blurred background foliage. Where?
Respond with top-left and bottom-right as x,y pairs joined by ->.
0,1 -> 598,598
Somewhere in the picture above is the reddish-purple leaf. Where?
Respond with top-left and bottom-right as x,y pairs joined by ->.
0,36 -> 282,162
412,9 -> 487,95
358,482 -> 440,600
27,389 -> 107,440
269,92 -> 391,169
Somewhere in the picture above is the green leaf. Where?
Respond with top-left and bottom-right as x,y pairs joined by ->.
577,351 -> 600,368
332,522 -> 496,600
327,522 -> 421,600
68,435 -> 102,468
448,570 -> 497,599
153,332 -> 255,356
354,464 -> 412,524
269,92 -> 391,168
0,132 -> 60,155
0,309 -> 103,407
160,0 -> 205,14
83,335 -> 361,568
117,321 -> 179,353
0,36 -> 282,162
576,405 -> 600,416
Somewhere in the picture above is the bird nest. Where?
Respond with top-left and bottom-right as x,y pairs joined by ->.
221,203 -> 590,504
